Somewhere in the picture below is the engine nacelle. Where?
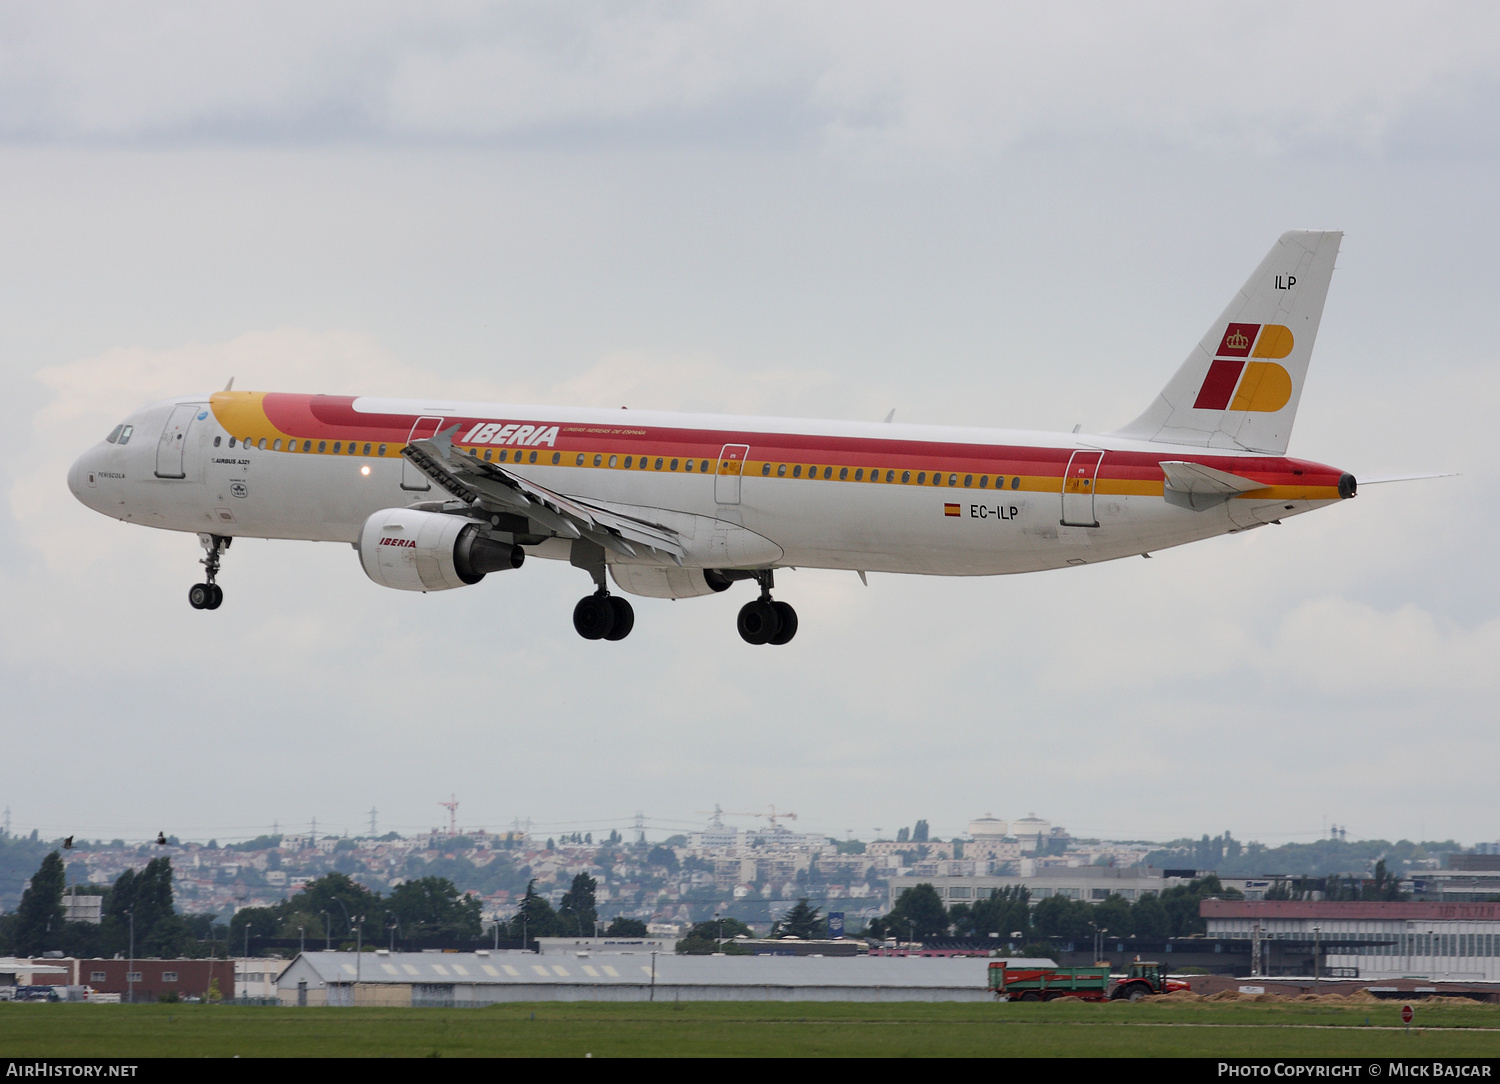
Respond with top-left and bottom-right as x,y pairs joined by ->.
358,508 -> 523,592
609,564 -> 734,599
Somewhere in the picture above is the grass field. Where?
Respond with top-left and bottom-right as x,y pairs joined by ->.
2,999 -> 1500,1058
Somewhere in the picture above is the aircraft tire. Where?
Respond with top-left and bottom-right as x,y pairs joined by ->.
736,600 -> 780,645
604,596 -> 635,641
188,583 -> 212,610
767,601 -> 798,645
206,585 -> 224,610
573,595 -> 616,640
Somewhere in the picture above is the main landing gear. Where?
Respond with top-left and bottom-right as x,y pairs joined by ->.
188,533 -> 229,610
736,570 -> 797,646
572,591 -> 635,642
570,541 -> 634,641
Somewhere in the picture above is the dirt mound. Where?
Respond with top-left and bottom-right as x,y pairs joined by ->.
1203,990 -> 1252,1002
1156,990 -> 1203,1002
1344,990 -> 1383,1004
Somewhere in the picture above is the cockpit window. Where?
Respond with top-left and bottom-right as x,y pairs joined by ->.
106,425 -> 123,444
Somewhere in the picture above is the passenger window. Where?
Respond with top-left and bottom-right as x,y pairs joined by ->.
886,470 -> 895,483
701,460 -> 710,473
484,449 -> 493,461
1011,476 -> 1020,489
608,455 -> 617,468
777,464 -> 787,477
963,474 -> 973,487
762,463 -> 770,475
684,458 -> 693,472
273,439 -> 282,451
839,467 -> 848,480
118,425 -> 133,445
949,474 -> 958,487
576,453 -> 585,466
917,472 -> 926,485
529,450 -> 538,463
855,468 -> 864,481
363,443 -> 371,455
978,475 -> 987,488
318,441 -> 326,453
824,466 -> 833,479
213,436 -> 221,447
793,465 -> 802,478
228,437 -> 236,448
593,454 -> 602,467
333,442 -> 342,454
378,444 -> 387,456
901,471 -> 910,484
106,425 -> 123,444
260,439 -> 268,451
552,452 -> 561,464
625,456 -> 633,469
669,459 -> 678,471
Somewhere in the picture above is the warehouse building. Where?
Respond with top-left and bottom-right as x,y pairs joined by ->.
274,951 -> 1040,1005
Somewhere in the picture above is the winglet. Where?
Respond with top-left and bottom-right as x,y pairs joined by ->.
223,377 -> 234,392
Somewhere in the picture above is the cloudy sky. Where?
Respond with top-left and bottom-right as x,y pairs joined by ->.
2,2 -> 1495,850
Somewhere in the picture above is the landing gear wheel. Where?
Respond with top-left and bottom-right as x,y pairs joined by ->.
604,596 -> 634,641
206,584 -> 224,610
188,583 -> 212,610
767,601 -> 798,645
737,599 -> 781,645
573,594 -> 616,640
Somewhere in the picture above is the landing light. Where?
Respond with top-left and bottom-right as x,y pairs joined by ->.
361,465 -> 371,476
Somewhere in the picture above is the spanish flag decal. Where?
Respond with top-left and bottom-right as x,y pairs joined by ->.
944,503 -> 961,517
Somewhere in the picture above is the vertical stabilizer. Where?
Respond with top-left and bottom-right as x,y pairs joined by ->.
1111,230 -> 1342,454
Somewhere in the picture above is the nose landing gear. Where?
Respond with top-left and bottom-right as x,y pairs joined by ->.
189,533 -> 230,610
737,570 -> 797,645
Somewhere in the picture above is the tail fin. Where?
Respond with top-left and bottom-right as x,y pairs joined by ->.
1112,230 -> 1342,455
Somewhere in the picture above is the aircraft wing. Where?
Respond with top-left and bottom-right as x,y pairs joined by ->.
402,428 -> 685,562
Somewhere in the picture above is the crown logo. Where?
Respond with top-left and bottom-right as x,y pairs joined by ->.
1224,328 -> 1250,350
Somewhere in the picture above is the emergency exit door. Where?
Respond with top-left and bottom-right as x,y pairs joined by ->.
401,416 -> 445,490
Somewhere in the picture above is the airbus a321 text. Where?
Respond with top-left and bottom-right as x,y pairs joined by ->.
72,231 -> 1387,645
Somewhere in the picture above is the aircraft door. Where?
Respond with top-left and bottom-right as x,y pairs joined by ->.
154,403 -> 205,479
716,444 -> 750,504
1060,450 -> 1104,527
401,416 -> 445,490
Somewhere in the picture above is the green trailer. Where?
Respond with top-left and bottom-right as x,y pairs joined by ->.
987,964 -> 1111,1001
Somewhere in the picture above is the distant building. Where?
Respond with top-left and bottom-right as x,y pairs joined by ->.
889,865 -> 1168,909
1202,900 -> 1500,982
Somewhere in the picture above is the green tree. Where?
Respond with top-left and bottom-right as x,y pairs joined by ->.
1031,895 -> 1093,943
604,917 -> 648,937
968,886 -> 1031,940
1091,893 -> 1133,941
772,899 -> 824,940
912,820 -> 930,843
1130,892 -> 1169,937
10,852 -> 65,955
885,883 -> 948,940
557,872 -> 598,936
508,880 -> 557,942
387,876 -> 482,939
295,872 -> 382,941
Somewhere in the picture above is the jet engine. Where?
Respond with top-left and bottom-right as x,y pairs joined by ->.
608,564 -> 738,599
357,507 -> 524,592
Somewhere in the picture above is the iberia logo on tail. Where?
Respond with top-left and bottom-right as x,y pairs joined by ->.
1193,323 -> 1295,412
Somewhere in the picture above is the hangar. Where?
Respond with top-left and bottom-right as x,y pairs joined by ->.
274,951 -> 1050,1005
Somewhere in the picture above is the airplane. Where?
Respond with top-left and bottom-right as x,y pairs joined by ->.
70,230 -> 1368,646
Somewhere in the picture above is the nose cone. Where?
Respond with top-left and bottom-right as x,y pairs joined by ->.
67,452 -> 87,502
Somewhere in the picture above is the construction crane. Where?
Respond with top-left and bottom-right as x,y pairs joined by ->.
438,797 -> 459,839
696,805 -> 799,830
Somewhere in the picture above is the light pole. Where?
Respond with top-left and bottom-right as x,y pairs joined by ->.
299,926 -> 305,955
1313,925 -> 1321,984
322,912 -> 332,951
716,911 -> 724,950
126,909 -> 135,1005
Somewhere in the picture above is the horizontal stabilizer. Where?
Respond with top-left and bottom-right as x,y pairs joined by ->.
1160,460 -> 1267,511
